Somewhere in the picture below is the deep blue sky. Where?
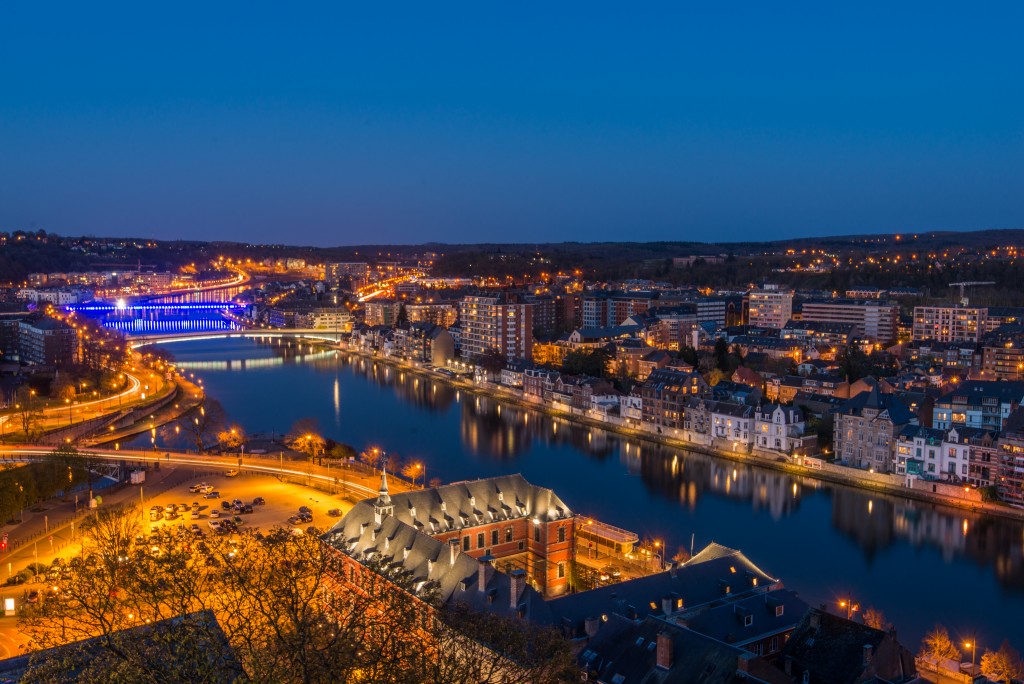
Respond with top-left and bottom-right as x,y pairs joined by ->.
2,3 -> 1022,246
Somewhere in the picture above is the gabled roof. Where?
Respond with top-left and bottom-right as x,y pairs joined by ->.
680,588 -> 808,647
837,387 -> 915,425
779,608 -> 916,684
323,491 -> 554,623
548,543 -> 777,636
936,380 -> 1024,407
580,615 -> 786,684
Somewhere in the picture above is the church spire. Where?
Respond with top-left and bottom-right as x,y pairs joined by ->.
378,468 -> 391,504
374,468 -> 394,524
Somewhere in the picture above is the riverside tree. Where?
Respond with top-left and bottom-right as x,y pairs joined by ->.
19,504 -> 575,683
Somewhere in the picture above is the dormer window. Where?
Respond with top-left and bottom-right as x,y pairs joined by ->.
744,615 -> 753,627
775,605 -> 784,617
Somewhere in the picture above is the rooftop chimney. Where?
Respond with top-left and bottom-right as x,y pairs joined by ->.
478,554 -> 495,593
810,611 -> 821,630
584,616 -> 600,639
510,568 -> 527,608
863,644 -> 873,668
449,538 -> 460,565
656,631 -> 673,670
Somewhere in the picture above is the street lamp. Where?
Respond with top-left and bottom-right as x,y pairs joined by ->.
838,598 -> 859,620
963,640 -> 978,671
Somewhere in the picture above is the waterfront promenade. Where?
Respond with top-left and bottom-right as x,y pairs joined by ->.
326,341 -> 1024,523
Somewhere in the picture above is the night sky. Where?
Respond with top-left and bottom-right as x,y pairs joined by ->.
2,3 -> 1022,246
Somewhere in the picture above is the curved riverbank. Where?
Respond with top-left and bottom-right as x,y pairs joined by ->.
331,343 -> 1024,523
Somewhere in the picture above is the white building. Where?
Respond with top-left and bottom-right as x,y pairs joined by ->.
754,403 -> 806,453
710,403 -> 755,446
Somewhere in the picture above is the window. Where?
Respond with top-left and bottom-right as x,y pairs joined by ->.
518,541 -> 525,551
462,536 -> 470,551
557,562 -> 565,578
534,526 -> 541,542
558,526 -> 566,543
769,637 -> 779,653
491,530 -> 499,546
775,605 -> 784,617
505,526 -> 513,542
477,532 -> 485,549
744,615 -> 753,627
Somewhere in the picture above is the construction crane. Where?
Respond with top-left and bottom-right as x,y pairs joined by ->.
949,281 -> 995,307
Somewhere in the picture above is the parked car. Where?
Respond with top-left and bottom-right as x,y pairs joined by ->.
298,506 -> 312,515
327,508 -> 343,517
253,497 -> 266,505
242,504 -> 254,514
221,501 -> 233,510
225,470 -> 239,478
210,510 -> 221,519
204,491 -> 220,499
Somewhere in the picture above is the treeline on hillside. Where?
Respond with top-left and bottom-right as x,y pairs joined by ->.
0,447 -> 95,523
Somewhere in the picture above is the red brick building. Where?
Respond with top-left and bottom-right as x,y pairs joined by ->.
327,473 -> 575,598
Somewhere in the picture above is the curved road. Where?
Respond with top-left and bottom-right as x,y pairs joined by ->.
1,446 -> 380,499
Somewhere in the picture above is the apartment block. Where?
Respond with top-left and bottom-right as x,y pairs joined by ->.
800,299 -> 899,343
460,294 -> 533,362
913,306 -> 988,343
747,288 -> 793,329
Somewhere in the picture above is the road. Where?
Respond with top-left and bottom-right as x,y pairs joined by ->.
0,366 -> 171,441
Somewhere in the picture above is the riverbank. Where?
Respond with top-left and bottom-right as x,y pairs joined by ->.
326,342 -> 1024,524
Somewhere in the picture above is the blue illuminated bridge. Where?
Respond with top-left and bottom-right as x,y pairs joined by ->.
67,301 -> 247,336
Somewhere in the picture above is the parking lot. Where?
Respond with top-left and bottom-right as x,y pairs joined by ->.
140,471 -> 355,538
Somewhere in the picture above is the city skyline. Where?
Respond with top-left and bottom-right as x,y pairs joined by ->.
2,3 -> 1022,245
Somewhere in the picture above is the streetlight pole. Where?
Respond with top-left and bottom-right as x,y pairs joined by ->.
964,640 -> 977,673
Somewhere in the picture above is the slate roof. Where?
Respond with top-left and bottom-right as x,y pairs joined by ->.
323,474 -> 567,623
579,615 -> 788,684
548,542 -> 777,637
836,386 -> 916,425
680,588 -> 808,648
935,380 -> 1024,407
779,608 -> 917,684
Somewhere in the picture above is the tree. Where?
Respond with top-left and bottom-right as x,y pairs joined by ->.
359,447 -> 385,473
862,607 -> 888,631
19,504 -> 574,684
14,385 -> 43,441
713,338 -> 730,371
561,348 -> 611,378
216,425 -> 246,453
981,641 -> 1024,683
677,346 -> 699,367
920,625 -> 961,663
402,460 -> 425,487
286,418 -> 325,463
177,399 -> 226,453
478,348 -> 506,374
51,375 -> 77,401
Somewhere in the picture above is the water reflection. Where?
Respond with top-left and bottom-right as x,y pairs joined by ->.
119,339 -> 1024,647
316,350 -> 1024,592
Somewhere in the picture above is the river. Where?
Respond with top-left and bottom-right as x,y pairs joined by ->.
128,336 -> 1024,653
